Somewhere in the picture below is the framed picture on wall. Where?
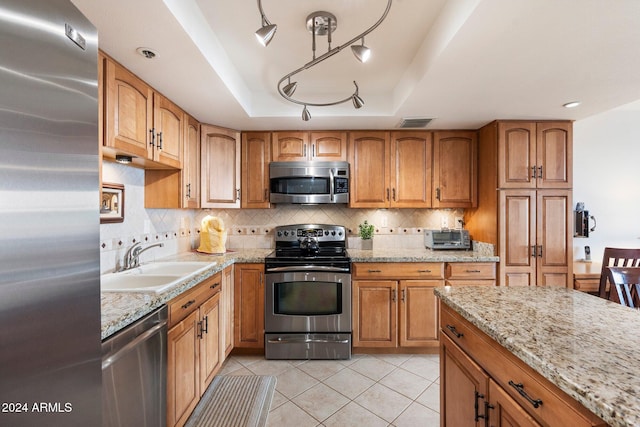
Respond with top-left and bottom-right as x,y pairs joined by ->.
100,182 -> 124,224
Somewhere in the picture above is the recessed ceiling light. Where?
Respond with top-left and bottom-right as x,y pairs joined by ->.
563,101 -> 581,108
136,47 -> 158,59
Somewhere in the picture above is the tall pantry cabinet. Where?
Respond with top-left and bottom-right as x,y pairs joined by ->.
465,121 -> 573,287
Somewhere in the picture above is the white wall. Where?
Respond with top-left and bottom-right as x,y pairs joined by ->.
573,102 -> 640,263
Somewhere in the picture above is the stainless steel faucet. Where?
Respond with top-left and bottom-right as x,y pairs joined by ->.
121,242 -> 164,271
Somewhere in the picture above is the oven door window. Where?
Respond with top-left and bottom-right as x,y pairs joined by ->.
274,281 -> 342,316
270,177 -> 330,195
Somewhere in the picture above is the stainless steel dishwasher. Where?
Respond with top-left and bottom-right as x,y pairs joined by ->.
102,306 -> 168,427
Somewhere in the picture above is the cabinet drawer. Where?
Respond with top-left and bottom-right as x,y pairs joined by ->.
168,272 -> 222,328
353,262 -> 444,279
441,304 -> 604,427
446,279 -> 496,287
574,278 -> 599,293
446,262 -> 496,279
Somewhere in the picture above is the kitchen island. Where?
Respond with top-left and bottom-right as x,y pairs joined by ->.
436,285 -> 640,427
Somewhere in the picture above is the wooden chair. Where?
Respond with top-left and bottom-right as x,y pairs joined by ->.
598,247 -> 640,299
606,267 -> 640,308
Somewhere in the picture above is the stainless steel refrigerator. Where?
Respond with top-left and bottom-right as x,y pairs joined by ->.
0,1 -> 101,426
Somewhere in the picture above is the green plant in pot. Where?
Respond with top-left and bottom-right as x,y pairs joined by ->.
358,220 -> 375,250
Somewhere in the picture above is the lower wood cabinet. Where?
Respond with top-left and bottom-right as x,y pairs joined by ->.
233,263 -> 264,349
445,262 -> 497,286
439,303 -> 606,427
167,272 -> 223,427
221,265 -> 234,356
352,263 -> 443,349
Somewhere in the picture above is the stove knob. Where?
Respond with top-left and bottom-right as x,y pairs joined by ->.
324,230 -> 329,236
283,231 -> 289,237
331,230 -> 336,236
277,231 -> 282,237
338,231 -> 343,236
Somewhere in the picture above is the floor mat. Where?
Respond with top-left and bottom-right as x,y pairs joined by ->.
185,375 -> 277,427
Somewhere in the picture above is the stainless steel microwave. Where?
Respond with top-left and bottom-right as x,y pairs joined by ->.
269,161 -> 349,204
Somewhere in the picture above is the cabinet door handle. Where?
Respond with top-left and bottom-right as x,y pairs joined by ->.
149,128 -> 155,146
538,245 -> 543,258
303,144 -> 307,157
157,131 -> 163,149
436,187 -> 441,200
484,402 -> 494,427
186,183 -> 191,198
181,299 -> 196,310
531,165 -> 536,178
418,269 -> 432,273
264,188 -> 268,201
401,289 -> 406,302
474,391 -> 486,422
367,269 -> 382,273
538,166 -> 543,179
210,282 -> 220,290
392,188 -> 396,201
236,189 -> 240,201
386,188 -> 390,201
508,381 -> 543,409
446,324 -> 463,338
202,315 -> 208,334
312,143 -> 316,158
531,245 -> 537,257
197,320 -> 203,339
466,269 -> 481,273
392,289 -> 397,303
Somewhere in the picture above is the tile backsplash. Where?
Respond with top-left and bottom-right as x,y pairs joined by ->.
100,161 -> 465,273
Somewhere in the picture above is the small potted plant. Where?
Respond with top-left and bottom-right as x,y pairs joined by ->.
358,220 -> 375,250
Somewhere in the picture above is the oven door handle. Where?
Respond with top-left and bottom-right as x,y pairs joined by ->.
267,337 -> 350,344
266,265 -> 350,273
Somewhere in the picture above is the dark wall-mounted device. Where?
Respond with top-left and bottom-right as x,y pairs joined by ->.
574,202 -> 596,238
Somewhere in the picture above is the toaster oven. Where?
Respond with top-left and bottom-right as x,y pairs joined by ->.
424,229 -> 471,250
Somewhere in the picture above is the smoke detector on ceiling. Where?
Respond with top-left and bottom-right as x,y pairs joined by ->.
398,117 -> 434,128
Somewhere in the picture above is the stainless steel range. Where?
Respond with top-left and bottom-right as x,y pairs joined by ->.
265,224 -> 351,360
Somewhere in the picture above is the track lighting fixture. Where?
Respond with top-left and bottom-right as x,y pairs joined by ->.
255,0 -> 392,120
351,38 -> 371,63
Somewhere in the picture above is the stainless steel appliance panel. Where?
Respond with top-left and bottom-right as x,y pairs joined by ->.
102,306 -> 168,427
265,271 -> 351,333
0,1 -> 101,425
265,333 -> 351,360
269,161 -> 349,204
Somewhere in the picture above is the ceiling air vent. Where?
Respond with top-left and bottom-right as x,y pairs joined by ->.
398,117 -> 433,128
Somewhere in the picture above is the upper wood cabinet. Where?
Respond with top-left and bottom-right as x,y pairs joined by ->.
433,131 -> 477,208
103,56 -> 182,169
241,132 -> 271,208
272,131 -> 347,161
201,124 -> 241,208
144,113 -> 199,209
152,93 -> 183,168
183,114 -> 200,209
498,121 -> 572,189
348,131 -> 389,207
349,131 -> 433,208
104,57 -> 152,159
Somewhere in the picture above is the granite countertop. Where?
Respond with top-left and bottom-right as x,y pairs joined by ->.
435,286 -> 640,427
101,249 -> 271,339
348,247 -> 499,262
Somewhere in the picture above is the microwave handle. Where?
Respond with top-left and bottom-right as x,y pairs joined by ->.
330,168 -> 335,202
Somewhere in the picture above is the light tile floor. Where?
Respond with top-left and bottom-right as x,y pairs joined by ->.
219,353 -> 440,427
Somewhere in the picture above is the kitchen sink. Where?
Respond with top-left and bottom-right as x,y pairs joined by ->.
124,261 -> 213,276
101,261 -> 215,293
